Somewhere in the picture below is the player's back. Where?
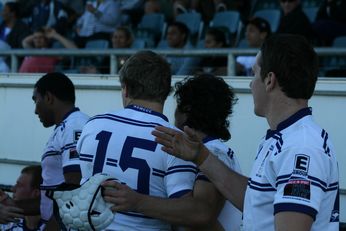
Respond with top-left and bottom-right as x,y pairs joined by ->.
78,105 -> 197,230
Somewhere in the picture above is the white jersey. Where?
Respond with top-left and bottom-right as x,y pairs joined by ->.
243,108 -> 339,231
40,108 -> 89,222
0,218 -> 45,231
197,138 -> 242,231
77,105 -> 197,231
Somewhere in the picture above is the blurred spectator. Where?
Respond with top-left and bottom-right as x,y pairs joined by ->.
79,26 -> 134,74
144,0 -> 161,14
19,27 -> 77,73
312,0 -> 346,46
75,0 -> 121,48
165,21 -> 198,75
0,40 -> 10,72
190,0 -> 215,23
120,0 -> 145,26
277,0 -> 315,42
236,17 -> 271,76
30,0 -> 68,35
0,2 -> 31,48
0,165 -> 43,230
173,0 -> 191,19
16,0 -> 40,19
194,27 -> 228,76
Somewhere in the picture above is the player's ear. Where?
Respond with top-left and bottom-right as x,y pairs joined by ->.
265,72 -> 276,92
44,91 -> 55,105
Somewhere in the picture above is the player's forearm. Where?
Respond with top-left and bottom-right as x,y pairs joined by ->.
136,193 -> 216,227
198,146 -> 248,211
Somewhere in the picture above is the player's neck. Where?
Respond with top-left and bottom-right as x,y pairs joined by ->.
127,99 -> 164,114
54,103 -> 76,125
24,215 -> 41,230
266,97 -> 308,130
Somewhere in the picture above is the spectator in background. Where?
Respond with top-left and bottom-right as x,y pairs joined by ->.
30,0 -> 68,35
277,0 -> 315,42
75,0 -> 122,48
313,0 -> 346,46
165,21 -> 199,75
0,166 -> 44,230
0,2 -> 31,48
19,27 -> 77,73
0,40 -> 10,72
194,27 -> 228,76
236,17 -> 271,76
79,26 -> 134,74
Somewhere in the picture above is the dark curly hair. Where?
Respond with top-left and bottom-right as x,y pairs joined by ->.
174,73 -> 237,141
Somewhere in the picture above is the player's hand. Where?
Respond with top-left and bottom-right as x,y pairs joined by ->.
0,204 -> 24,224
102,181 -> 143,213
152,125 -> 203,162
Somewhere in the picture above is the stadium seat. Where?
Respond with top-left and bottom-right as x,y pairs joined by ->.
176,12 -> 204,43
251,0 -> 280,13
136,13 -> 166,47
320,36 -> 346,77
131,38 -> 146,49
209,11 -> 241,45
254,9 -> 281,32
301,0 -> 323,8
303,7 -> 319,23
237,38 -> 249,48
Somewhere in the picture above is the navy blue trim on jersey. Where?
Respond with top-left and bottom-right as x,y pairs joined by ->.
89,113 -> 164,128
202,136 -> 217,143
152,168 -> 165,177
41,151 -> 60,161
55,107 -> 80,129
274,203 -> 318,220
126,104 -> 169,122
118,211 -> 154,219
169,189 -> 192,198
80,153 -> 93,162
61,143 -> 76,151
266,107 -> 312,139
276,174 -> 338,192
63,164 -> 81,174
40,184 -> 64,190
166,165 -> 198,175
248,178 -> 276,191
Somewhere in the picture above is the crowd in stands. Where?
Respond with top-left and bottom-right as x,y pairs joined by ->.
0,0 -> 345,76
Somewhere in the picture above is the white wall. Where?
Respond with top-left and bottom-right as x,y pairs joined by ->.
0,74 -> 345,222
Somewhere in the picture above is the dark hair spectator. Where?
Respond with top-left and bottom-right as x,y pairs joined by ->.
277,0 -> 315,43
312,0 -> 346,46
0,2 -> 31,48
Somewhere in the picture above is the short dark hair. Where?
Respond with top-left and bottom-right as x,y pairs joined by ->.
260,34 -> 318,99
5,2 -> 20,17
35,72 -> 76,103
119,50 -> 172,103
174,73 -> 237,141
168,21 -> 190,42
247,17 -> 271,35
21,165 -> 42,190
206,27 -> 227,47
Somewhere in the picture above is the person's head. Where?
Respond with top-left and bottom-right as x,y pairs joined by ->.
33,72 -> 76,127
174,74 -> 236,141
119,50 -> 171,106
33,28 -> 49,49
245,17 -> 271,48
204,27 -> 227,48
144,0 -> 161,14
111,27 -> 133,48
12,165 -> 42,201
166,21 -> 189,48
250,34 -> 318,116
2,2 -> 19,22
279,0 -> 301,15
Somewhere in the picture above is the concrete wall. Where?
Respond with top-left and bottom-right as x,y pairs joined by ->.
0,73 -> 345,222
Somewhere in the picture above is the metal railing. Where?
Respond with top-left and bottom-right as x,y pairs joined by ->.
1,47 -> 346,76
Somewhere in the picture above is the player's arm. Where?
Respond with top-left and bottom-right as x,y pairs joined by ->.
64,171 -> 81,185
275,212 -> 313,231
0,204 -> 24,224
152,125 -> 248,211
0,193 -> 39,216
102,180 -> 223,227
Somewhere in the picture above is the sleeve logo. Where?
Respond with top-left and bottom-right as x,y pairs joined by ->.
293,154 -> 310,176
